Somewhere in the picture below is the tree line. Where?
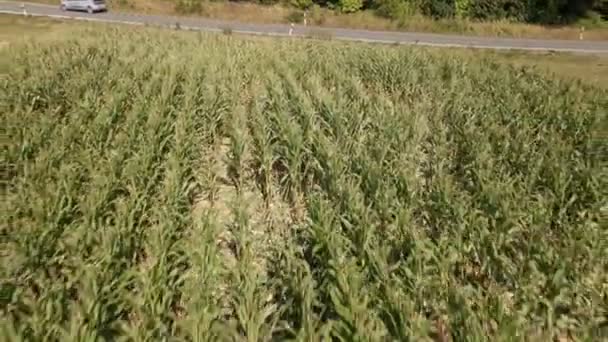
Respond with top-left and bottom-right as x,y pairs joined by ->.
174,0 -> 607,24
369,0 -> 608,23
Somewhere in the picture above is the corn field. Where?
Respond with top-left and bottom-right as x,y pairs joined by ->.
2,26 -> 607,341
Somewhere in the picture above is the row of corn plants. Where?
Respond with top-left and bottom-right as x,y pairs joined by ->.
2,25 -> 606,340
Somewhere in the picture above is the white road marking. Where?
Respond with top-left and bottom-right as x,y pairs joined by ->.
1,5 -> 606,54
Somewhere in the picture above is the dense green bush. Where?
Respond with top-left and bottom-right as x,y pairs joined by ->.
297,0 -> 601,23
465,0 -> 527,21
454,0 -> 471,17
526,0 -> 568,23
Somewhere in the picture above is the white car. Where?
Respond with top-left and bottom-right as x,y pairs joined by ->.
60,0 -> 107,14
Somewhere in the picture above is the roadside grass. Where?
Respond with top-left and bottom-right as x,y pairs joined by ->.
2,14 -> 607,89
0,15 -> 75,73
437,48 -> 608,89
0,14 -> 73,44
14,0 -> 608,40
2,13 -> 606,341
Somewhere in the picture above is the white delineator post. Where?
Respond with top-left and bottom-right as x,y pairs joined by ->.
303,11 -> 307,26
289,23 -> 294,36
21,3 -> 27,16
579,26 -> 585,40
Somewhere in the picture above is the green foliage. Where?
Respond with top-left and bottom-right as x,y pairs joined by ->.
338,0 -> 364,12
376,0 -> 419,19
106,0 -> 608,23
286,9 -> 305,23
114,0 -> 135,9
174,0 -> 203,14
577,9 -> 608,28
464,0 -> 527,20
2,25 -> 606,341
258,0 -> 280,5
113,0 -> 607,23
418,0 -> 456,18
454,0 -> 471,17
291,0 -> 314,10
309,4 -> 328,24
596,0 -> 608,17
341,0 -> 603,23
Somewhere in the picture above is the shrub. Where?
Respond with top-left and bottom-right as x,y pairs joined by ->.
291,0 -> 314,10
454,0 -> 471,18
376,0 -> 419,20
595,0 -> 608,18
114,0 -> 134,9
174,0 -> 203,14
285,10 -> 305,23
258,0 -> 280,5
465,0 -> 527,21
418,0 -> 456,18
339,0 -> 364,13
577,10 -> 608,28
310,4 -> 327,24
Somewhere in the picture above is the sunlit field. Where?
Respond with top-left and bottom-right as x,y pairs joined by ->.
2,22 -> 606,341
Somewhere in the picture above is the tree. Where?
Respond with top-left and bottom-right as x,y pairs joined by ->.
464,0 -> 527,20
454,0 -> 472,17
339,0 -> 364,12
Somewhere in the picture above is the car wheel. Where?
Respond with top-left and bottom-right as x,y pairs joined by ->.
87,6 -> 93,14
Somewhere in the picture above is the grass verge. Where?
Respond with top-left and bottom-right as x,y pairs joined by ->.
14,0 -> 608,40
2,14 -> 607,89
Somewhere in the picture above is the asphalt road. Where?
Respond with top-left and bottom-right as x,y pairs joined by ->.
2,1 -> 608,54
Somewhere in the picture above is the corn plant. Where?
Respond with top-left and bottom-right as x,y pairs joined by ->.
2,23 -> 606,341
